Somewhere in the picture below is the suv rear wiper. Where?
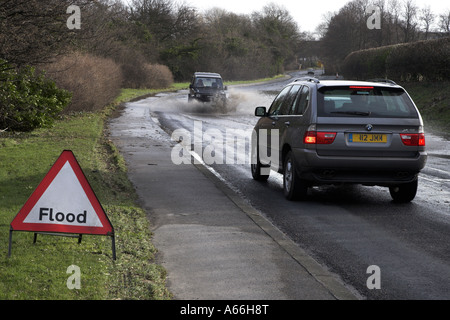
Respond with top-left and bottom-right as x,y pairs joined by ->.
331,111 -> 371,116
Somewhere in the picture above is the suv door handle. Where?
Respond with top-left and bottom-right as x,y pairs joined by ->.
284,121 -> 290,127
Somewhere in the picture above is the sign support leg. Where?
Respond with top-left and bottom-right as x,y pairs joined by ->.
111,235 -> 116,261
8,228 -> 13,258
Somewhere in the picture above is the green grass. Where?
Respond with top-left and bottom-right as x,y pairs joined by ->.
401,81 -> 450,135
115,83 -> 190,103
224,74 -> 286,86
0,106 -> 171,299
115,88 -> 169,103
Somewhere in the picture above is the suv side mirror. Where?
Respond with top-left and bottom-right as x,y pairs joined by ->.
189,84 -> 193,89
255,106 -> 267,117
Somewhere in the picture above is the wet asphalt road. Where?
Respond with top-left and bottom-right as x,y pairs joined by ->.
127,72 -> 450,299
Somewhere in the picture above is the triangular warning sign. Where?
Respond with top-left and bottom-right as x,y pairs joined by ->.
11,150 -> 114,236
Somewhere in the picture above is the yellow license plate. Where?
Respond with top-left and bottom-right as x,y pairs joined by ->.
348,133 -> 387,143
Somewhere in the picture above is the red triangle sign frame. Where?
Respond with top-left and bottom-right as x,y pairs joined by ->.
11,150 -> 114,236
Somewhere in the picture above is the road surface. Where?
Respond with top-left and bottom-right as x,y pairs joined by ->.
112,72 -> 450,299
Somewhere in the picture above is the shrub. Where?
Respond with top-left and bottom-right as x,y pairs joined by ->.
122,62 -> 174,89
142,63 -> 174,89
0,60 -> 71,132
43,53 -> 123,113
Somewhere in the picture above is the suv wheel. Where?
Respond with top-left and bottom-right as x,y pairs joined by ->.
251,144 -> 270,181
389,179 -> 418,203
283,151 -> 308,200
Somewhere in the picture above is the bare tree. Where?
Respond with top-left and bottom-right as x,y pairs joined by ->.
0,0 -> 64,67
252,3 -> 302,74
420,6 -> 435,39
0,0 -> 93,69
388,0 -> 402,43
129,0 -> 196,44
401,0 -> 418,42
315,12 -> 334,39
438,10 -> 450,35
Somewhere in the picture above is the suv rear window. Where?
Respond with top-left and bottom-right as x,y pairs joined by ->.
317,86 -> 418,118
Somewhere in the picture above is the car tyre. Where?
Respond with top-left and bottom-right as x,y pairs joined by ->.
251,143 -> 270,181
283,151 -> 308,201
389,179 -> 418,203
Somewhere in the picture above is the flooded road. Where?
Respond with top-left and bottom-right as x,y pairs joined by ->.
112,74 -> 450,299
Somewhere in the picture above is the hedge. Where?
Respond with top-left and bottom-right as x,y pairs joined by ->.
342,37 -> 450,82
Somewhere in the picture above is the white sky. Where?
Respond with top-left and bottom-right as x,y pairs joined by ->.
180,0 -> 450,34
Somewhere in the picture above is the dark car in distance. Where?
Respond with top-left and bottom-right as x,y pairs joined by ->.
251,77 -> 427,203
188,72 -> 227,107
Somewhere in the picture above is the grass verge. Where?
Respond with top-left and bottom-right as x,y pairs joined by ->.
0,73 -> 302,299
225,74 -> 286,86
0,105 -> 171,299
401,81 -> 450,136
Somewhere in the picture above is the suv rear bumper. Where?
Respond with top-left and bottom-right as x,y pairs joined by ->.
292,148 -> 427,186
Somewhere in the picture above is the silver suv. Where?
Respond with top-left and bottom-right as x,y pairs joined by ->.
251,77 -> 427,203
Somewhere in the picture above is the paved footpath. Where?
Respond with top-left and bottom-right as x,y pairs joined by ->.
108,99 -> 359,300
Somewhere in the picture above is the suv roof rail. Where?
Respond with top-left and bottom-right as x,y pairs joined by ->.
367,78 -> 397,85
294,77 -> 320,84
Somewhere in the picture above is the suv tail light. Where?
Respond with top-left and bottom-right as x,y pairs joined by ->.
400,133 -> 425,146
304,131 -> 337,144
